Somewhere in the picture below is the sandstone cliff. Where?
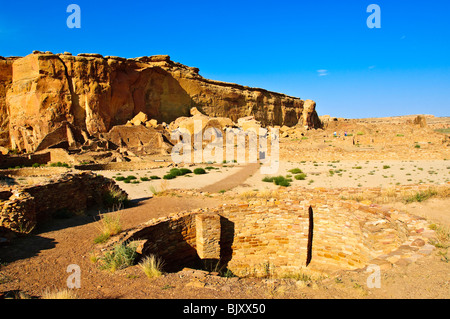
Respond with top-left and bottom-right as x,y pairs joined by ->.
0,57 -> 14,147
0,52 -> 321,152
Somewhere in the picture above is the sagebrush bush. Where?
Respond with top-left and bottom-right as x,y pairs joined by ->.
262,176 -> 274,183
99,242 -> 137,272
273,176 -> 291,187
50,162 -> 70,168
294,173 -> 307,180
179,168 -> 192,175
193,168 -> 206,175
169,168 -> 183,176
262,176 -> 291,187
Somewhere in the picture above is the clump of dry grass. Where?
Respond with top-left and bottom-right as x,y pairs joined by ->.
41,288 -> 78,299
341,185 -> 449,204
149,179 -> 170,196
139,255 -> 165,278
239,189 -> 282,200
103,184 -> 129,207
429,223 -> 450,262
429,224 -> 450,249
239,190 -> 259,200
94,211 -> 122,244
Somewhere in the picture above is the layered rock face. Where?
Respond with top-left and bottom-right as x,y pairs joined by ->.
0,52 -> 320,152
0,58 -> 14,147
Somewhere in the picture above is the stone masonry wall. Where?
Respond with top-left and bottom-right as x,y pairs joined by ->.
0,152 -> 51,169
124,184 -> 438,276
22,172 -> 121,221
219,206 -> 310,277
0,172 -> 126,235
195,213 -> 221,260
129,212 -> 198,272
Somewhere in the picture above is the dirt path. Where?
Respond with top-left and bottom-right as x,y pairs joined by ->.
199,163 -> 260,193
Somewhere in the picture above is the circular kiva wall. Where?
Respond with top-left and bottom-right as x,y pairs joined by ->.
125,197 -> 428,277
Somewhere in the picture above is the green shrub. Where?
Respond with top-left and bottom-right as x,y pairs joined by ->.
273,176 -> 291,187
163,174 -> 176,180
50,162 -> 70,168
193,168 -> 206,175
434,128 -> 450,135
169,168 -> 183,176
94,211 -> 123,244
94,233 -> 111,244
405,189 -> 438,203
294,173 -> 307,180
116,175 -> 137,183
262,176 -> 274,183
383,165 -> 390,169
415,144 -> 421,148
102,185 -> 129,207
99,242 -> 137,272
32,163 -> 41,168
179,168 -> 192,175
150,175 -> 161,180
278,180 -> 290,187
140,177 -> 150,181
263,175 -> 292,186
288,168 -> 303,174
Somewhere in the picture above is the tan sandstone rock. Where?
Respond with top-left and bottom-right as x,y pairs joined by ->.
1,52 -> 321,152
131,112 -> 148,125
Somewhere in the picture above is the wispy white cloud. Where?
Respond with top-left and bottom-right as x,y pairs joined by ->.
317,69 -> 329,76
368,65 -> 376,70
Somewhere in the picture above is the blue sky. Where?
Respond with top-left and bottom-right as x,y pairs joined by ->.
1,0 -> 449,118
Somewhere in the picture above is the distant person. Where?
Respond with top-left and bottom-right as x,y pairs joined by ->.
333,131 -> 337,137
344,131 -> 347,136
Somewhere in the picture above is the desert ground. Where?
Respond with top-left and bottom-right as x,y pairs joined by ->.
95,159 -> 450,199
0,115 -> 449,300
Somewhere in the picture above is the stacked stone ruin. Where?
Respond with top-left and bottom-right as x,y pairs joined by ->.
122,185 -> 438,277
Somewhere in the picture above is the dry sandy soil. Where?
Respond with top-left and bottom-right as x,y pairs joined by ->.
82,159 -> 450,200
0,117 -> 449,301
